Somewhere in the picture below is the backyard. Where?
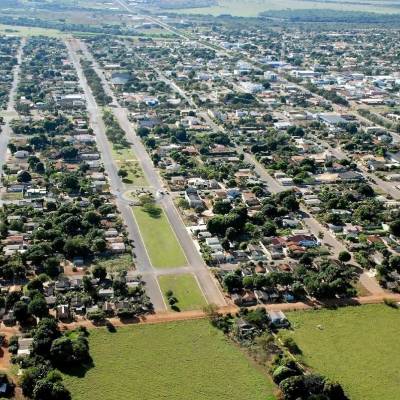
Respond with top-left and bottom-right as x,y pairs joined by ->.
158,273 -> 207,311
63,320 -> 276,400
286,304 -> 400,400
132,206 -> 187,268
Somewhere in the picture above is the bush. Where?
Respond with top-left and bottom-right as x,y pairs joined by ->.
86,310 -> 105,322
282,336 -> 302,355
272,365 -> 300,384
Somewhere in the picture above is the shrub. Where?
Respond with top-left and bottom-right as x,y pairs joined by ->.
282,336 -> 302,355
272,366 -> 300,384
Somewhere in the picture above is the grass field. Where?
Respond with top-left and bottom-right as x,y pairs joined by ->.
158,273 -> 207,311
173,0 -> 400,16
111,145 -> 136,162
0,24 -> 68,37
111,145 -> 148,187
132,206 -> 187,268
286,304 -> 400,400
63,320 -> 275,400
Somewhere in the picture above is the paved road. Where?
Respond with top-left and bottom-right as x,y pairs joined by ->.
100,5 -> 386,295
75,40 -> 226,307
66,39 -> 167,311
0,39 -> 25,185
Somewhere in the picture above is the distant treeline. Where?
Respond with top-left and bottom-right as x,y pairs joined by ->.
260,9 -> 400,24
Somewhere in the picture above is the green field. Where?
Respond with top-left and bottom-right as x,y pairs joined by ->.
111,145 -> 148,187
111,145 -> 136,162
159,273 -> 207,311
132,206 -> 187,268
0,24 -> 68,37
173,0 -> 400,16
286,304 -> 400,400
64,320 -> 275,400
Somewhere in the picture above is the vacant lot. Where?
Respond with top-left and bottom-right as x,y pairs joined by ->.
159,273 -> 207,311
132,206 -> 187,268
64,320 -> 275,400
287,304 -> 400,400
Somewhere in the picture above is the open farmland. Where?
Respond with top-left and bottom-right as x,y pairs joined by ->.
63,320 -> 276,400
286,305 -> 400,400
172,0 -> 400,16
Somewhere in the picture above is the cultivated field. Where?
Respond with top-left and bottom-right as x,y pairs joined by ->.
63,320 -> 276,400
158,273 -> 207,310
132,206 -> 187,268
287,304 -> 400,400
172,0 -> 400,16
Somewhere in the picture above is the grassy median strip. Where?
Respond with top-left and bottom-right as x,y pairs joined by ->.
159,273 -> 207,311
63,320 -> 275,400
286,304 -> 400,400
132,206 -> 187,268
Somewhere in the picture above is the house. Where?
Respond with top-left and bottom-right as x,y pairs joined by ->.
98,288 -> 114,299
17,337 -> 33,356
56,304 -> 71,320
287,234 -> 319,248
242,191 -> 260,208
241,291 -> 257,306
254,290 -> 269,303
184,187 -> 204,209
268,310 -> 290,328
235,318 -> 256,336
2,312 -> 15,326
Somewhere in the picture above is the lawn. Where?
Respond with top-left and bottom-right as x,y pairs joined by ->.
158,273 -> 207,311
132,206 -> 187,268
286,304 -> 400,400
63,320 -> 275,400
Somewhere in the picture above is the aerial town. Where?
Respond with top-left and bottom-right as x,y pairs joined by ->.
0,0 -> 399,399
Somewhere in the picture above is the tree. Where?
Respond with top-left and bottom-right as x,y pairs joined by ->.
84,211 -> 101,226
92,265 -> 107,280
17,170 -> 32,183
279,375 -> 307,400
212,201 -> 231,215
43,257 -> 61,278
390,219 -> 400,236
20,366 -> 49,398
282,194 -> 299,211
242,275 -> 254,289
118,169 -> 128,178
32,379 -> 71,400
92,238 -> 107,252
223,272 -> 243,293
272,366 -> 299,384
27,278 -> 44,292
31,318 -> 60,357
50,337 -> 74,366
14,300 -> 29,323
63,236 -> 89,258
338,251 -> 351,263
323,380 -> 348,400
28,296 -> 48,318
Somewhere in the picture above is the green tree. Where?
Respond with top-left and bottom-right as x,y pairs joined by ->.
92,265 -> 107,280
338,251 -> 351,263
28,296 -> 48,318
